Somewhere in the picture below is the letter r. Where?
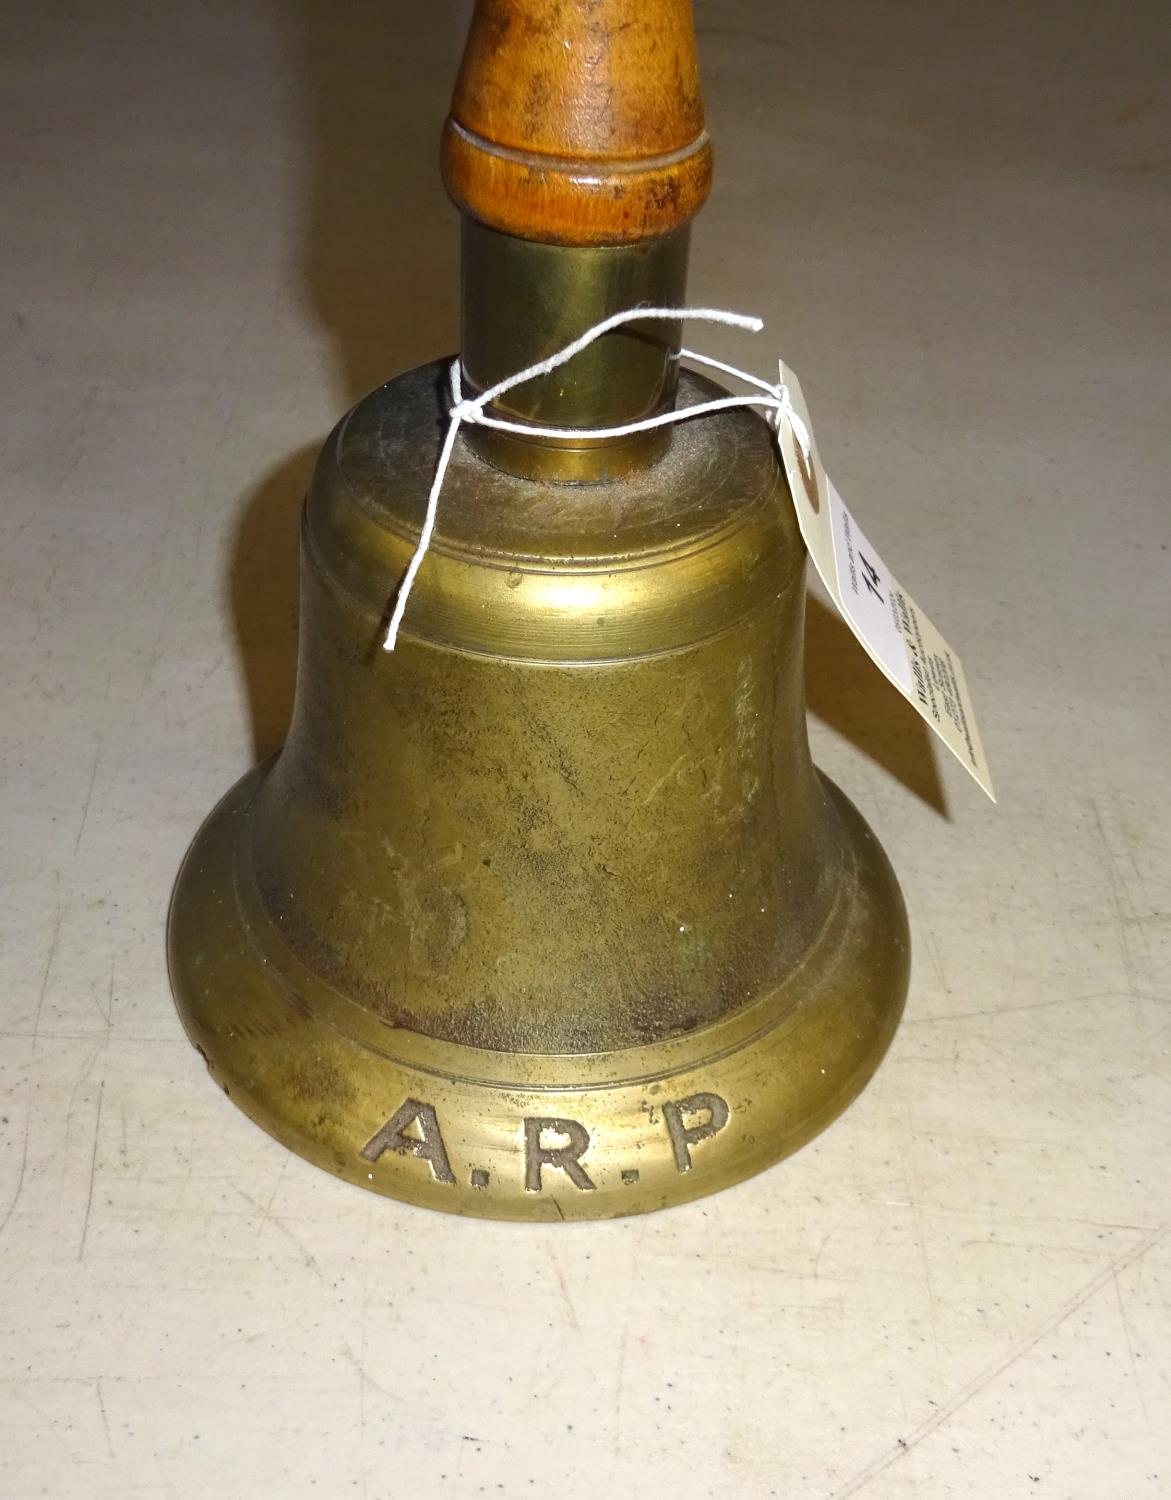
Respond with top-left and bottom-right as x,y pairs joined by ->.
523,1118 -> 595,1192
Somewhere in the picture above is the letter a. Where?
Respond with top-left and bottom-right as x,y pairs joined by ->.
360,1098 -> 456,1183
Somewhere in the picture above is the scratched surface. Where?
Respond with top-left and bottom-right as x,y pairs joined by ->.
2,1 -> 1169,1496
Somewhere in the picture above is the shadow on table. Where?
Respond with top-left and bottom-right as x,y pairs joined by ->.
226,0 -> 467,756
288,0 -> 464,404
805,593 -> 949,817
229,445 -> 314,760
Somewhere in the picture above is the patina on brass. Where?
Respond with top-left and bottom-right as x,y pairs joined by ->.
461,221 -> 690,480
168,0 -> 910,1220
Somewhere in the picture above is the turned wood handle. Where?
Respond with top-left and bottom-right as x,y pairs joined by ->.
442,0 -> 712,246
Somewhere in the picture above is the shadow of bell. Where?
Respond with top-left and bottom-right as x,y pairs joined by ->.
228,444 -> 314,760
291,0 -> 465,403
805,590 -> 948,817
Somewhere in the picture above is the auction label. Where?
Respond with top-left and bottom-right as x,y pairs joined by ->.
774,363 -> 995,800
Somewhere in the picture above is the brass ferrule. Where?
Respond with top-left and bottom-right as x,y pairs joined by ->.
459,219 -> 691,483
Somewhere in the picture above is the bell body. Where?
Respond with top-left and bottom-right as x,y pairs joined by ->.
168,362 -> 910,1219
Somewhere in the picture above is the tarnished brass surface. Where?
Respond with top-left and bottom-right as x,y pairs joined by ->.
168,364 -> 910,1219
461,222 -> 689,481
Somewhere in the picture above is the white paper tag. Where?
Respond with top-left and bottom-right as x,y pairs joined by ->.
774,363 -> 995,801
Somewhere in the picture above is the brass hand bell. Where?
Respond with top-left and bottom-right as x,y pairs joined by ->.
168,0 -> 910,1220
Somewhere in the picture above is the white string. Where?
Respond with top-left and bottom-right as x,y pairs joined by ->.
383,307 -> 812,650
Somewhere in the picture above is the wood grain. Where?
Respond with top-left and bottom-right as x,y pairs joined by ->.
442,0 -> 712,245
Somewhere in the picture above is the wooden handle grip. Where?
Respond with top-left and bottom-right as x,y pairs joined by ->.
441,0 -> 712,246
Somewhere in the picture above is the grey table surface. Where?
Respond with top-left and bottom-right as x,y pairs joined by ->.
2,2 -> 1168,1496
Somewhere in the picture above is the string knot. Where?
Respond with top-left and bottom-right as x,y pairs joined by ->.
771,366 -> 812,466
445,361 -> 481,427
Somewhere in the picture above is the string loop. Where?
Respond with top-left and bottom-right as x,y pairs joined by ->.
384,308 -> 810,651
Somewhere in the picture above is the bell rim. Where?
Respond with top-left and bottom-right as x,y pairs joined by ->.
168,763 -> 910,1222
